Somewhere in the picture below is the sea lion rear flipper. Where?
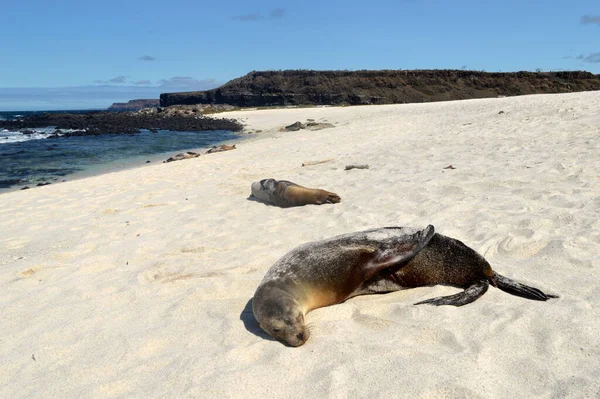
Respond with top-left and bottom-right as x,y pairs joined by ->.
315,191 -> 341,204
364,225 -> 435,280
495,274 -> 558,301
415,280 -> 489,307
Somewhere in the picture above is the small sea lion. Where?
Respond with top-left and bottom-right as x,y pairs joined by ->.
205,144 -> 236,154
250,178 -> 341,208
252,225 -> 557,346
163,151 -> 200,163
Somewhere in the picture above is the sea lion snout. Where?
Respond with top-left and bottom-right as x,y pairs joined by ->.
284,329 -> 309,347
263,320 -> 309,347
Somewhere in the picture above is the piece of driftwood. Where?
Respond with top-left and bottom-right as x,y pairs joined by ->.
344,164 -> 370,170
301,159 -> 334,167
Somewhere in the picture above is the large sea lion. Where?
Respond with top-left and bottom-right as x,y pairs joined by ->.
250,178 -> 341,208
252,225 -> 557,346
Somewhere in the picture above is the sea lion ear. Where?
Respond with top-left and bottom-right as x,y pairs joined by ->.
420,224 -> 435,245
363,225 -> 435,280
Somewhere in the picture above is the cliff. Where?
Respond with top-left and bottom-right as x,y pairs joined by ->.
159,69 -> 600,107
107,99 -> 160,112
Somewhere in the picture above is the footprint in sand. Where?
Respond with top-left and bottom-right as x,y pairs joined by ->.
138,263 -> 228,284
102,208 -> 120,215
351,308 -> 393,331
19,268 -> 38,277
138,263 -> 195,284
142,203 -> 167,209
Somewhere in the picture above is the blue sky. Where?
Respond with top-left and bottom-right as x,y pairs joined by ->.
1,0 -> 599,110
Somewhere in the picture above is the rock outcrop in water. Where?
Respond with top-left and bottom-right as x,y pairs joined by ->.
107,99 -> 160,111
159,69 -> 600,107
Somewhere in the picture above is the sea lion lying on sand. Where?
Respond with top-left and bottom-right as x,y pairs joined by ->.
250,178 -> 341,208
252,225 -> 557,346
205,144 -> 236,154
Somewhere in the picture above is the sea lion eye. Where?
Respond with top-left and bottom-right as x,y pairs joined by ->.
272,328 -> 281,333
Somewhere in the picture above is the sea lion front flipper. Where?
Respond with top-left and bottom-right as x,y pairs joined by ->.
363,225 -> 435,280
415,280 -> 489,307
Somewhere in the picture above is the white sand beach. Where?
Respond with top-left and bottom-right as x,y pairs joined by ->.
1,92 -> 599,398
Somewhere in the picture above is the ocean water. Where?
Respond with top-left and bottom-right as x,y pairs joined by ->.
0,111 -> 240,191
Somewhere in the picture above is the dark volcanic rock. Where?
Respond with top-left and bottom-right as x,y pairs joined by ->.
0,111 -> 243,136
136,104 -> 236,117
159,69 -> 600,107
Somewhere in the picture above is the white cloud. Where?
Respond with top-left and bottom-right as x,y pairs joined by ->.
233,8 -> 286,22
157,77 -> 219,90
581,15 -> 600,25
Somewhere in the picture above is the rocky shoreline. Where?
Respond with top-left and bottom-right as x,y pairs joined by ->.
0,107 -> 243,135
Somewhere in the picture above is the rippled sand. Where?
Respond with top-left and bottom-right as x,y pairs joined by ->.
1,92 -> 599,398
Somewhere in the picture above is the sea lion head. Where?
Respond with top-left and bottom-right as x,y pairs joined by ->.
258,178 -> 278,193
252,285 -> 309,347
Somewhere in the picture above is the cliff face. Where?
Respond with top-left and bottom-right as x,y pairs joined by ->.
159,70 -> 600,107
107,99 -> 160,111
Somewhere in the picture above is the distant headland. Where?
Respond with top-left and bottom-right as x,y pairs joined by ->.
107,99 -> 160,112
159,69 -> 600,108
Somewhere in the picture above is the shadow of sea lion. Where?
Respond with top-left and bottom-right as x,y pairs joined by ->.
240,299 -> 276,341
247,194 -> 275,207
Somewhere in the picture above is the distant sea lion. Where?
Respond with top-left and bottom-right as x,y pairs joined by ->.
205,144 -> 236,154
252,225 -> 557,346
250,178 -> 341,208
163,144 -> 236,163
163,151 -> 200,163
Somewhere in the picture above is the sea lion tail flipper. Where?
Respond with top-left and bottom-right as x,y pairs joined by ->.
323,192 -> 341,204
365,225 -> 435,279
494,274 -> 558,301
415,280 -> 489,307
